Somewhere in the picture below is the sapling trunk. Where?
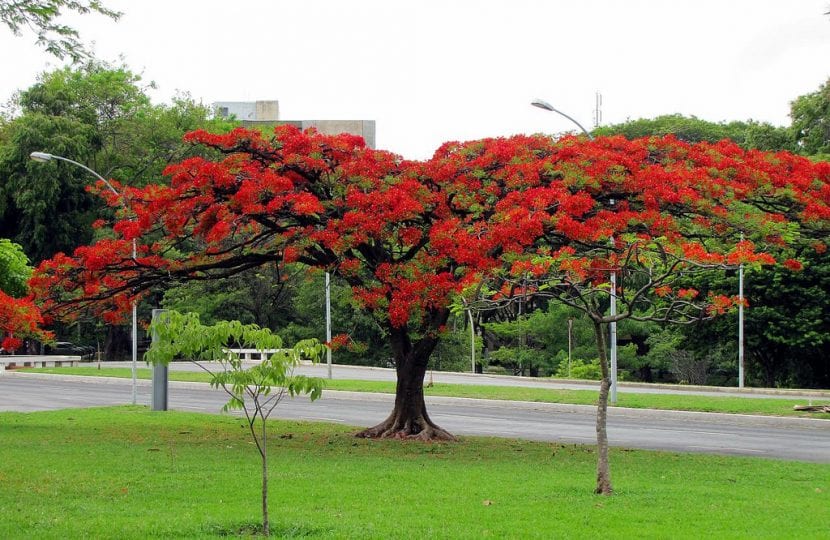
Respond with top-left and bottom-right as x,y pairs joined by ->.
592,319 -> 613,495
260,415 -> 269,537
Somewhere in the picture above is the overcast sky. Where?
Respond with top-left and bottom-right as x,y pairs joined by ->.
2,0 -> 829,159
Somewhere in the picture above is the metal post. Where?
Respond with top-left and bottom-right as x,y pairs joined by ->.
151,308 -> 168,411
567,317 -> 573,378
468,309 -> 476,373
325,272 -> 332,379
610,271 -> 618,404
738,262 -> 745,388
131,238 -> 138,405
131,300 -> 138,405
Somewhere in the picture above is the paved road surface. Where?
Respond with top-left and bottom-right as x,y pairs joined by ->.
96,360 -> 830,400
2,372 -> 828,463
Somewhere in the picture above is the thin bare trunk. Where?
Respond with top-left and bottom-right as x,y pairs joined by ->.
261,415 -> 269,536
592,319 -> 613,495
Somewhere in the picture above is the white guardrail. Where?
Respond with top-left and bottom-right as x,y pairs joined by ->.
0,355 -> 82,372
222,348 -> 287,361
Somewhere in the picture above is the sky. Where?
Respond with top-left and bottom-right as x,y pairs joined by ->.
1,0 -> 829,160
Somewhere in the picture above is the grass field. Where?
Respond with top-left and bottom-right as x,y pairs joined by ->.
23,366 -> 830,419
0,407 -> 828,539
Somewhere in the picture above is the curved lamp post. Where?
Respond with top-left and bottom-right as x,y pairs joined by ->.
30,151 -> 139,405
530,100 -> 618,403
531,99 -> 594,140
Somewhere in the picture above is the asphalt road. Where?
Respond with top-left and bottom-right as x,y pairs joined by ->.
99,360 -> 830,400
2,372 -> 828,463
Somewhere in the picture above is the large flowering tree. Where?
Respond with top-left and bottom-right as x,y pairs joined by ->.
30,127 -> 830,446
30,126 -> 529,440
459,135 -> 829,493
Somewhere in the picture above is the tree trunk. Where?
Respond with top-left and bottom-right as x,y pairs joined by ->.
356,318 -> 455,441
592,319 -> 613,495
261,416 -> 269,537
104,325 -> 130,361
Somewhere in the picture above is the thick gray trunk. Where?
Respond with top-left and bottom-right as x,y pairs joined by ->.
356,316 -> 454,441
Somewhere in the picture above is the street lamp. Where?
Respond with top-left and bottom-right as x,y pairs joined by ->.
530,100 -> 619,403
30,151 -> 140,405
738,234 -> 745,388
325,271 -> 332,379
531,99 -> 594,140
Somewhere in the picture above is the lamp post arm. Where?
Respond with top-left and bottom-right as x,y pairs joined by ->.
30,152 -> 121,198
550,108 -> 594,140
530,99 -> 594,140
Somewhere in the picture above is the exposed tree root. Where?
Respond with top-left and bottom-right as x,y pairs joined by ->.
355,414 -> 456,441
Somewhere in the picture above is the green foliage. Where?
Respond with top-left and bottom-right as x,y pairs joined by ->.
790,77 -> 830,156
483,307 -> 585,376
0,63 -> 236,262
482,305 -> 641,378
554,357 -> 602,380
0,0 -> 121,62
682,251 -> 830,388
145,310 -> 325,407
593,114 -> 796,152
552,348 -> 636,381
0,238 -> 32,297
145,309 -> 325,536
278,268 -> 389,367
161,265 -> 293,329
430,315 -> 481,372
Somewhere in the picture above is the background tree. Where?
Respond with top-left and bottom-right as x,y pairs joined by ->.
790,77 -> 830,158
683,249 -> 830,388
593,114 -> 795,152
0,0 -> 120,61
145,310 -> 324,537
0,238 -> 32,297
0,291 -> 50,352
0,63 -> 234,262
0,237 -> 48,352
0,64 -> 234,358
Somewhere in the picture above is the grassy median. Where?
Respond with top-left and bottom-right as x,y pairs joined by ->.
0,406 -> 827,539
21,366 -> 830,419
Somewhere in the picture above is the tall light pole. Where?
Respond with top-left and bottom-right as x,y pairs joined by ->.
30,151 -> 139,405
530,99 -> 618,402
325,271 -> 332,379
738,234 -> 745,388
468,308 -> 476,373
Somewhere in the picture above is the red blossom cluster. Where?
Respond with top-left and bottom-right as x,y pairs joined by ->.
0,291 -> 52,350
28,127 -> 830,331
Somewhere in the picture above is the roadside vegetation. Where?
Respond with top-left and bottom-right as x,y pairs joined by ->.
21,367 -> 830,419
1,407 -> 827,539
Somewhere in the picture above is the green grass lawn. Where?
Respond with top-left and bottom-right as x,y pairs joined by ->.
23,366 -> 830,419
0,407 -> 827,539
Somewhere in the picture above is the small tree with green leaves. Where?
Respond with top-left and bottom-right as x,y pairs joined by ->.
145,310 -> 325,537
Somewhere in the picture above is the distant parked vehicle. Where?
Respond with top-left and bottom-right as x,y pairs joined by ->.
44,342 -> 94,358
